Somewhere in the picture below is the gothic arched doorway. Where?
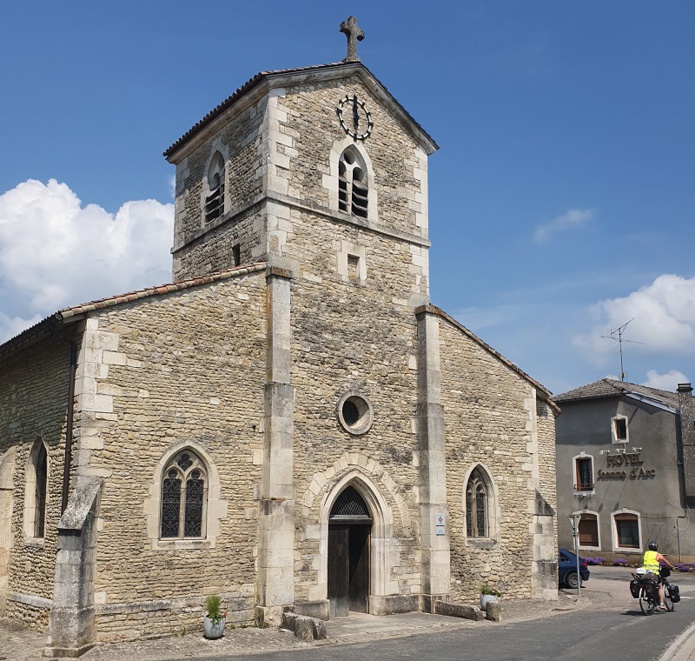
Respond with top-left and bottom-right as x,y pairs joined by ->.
328,485 -> 372,617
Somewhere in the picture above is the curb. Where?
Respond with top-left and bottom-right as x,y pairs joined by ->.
660,621 -> 695,661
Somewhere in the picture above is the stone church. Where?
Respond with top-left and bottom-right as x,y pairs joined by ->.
0,18 -> 558,657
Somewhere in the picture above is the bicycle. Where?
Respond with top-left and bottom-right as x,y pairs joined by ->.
631,566 -> 677,615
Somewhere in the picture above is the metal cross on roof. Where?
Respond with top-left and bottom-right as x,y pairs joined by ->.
340,16 -> 364,62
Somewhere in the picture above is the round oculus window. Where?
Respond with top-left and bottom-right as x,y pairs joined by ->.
337,392 -> 373,435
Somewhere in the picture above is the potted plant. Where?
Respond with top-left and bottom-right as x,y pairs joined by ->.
480,584 -> 502,610
203,594 -> 227,639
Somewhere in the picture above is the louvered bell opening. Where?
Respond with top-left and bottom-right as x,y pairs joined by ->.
205,184 -> 224,223
351,180 -> 368,218
329,486 -> 372,522
338,177 -> 349,212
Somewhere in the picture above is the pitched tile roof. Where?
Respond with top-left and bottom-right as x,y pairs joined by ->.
57,262 -> 266,320
0,262 -> 267,357
553,377 -> 685,409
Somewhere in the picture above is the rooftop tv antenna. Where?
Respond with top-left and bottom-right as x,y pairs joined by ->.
602,318 -> 644,381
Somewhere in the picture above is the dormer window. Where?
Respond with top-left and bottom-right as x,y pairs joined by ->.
205,151 -> 225,223
338,147 -> 368,219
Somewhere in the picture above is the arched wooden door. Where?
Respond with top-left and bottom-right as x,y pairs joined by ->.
328,486 -> 372,617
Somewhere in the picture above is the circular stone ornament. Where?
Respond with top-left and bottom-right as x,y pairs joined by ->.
337,392 -> 374,435
337,94 -> 373,140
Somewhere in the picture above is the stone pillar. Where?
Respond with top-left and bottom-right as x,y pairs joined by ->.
524,390 -> 557,600
256,264 -> 295,626
677,383 -> 695,501
415,305 -> 450,611
0,448 -> 15,616
45,476 -> 102,658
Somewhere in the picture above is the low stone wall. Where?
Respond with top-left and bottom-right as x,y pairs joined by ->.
5,593 -> 51,631
94,595 -> 256,643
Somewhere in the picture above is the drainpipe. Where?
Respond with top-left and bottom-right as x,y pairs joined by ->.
677,383 -> 695,501
61,340 -> 77,513
48,320 -> 78,513
675,383 -> 694,562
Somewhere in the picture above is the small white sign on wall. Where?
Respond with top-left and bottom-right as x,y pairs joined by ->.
435,512 -> 446,536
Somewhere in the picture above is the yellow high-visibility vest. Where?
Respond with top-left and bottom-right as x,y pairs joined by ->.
642,550 -> 660,571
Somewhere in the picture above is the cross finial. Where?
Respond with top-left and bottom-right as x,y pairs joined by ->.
340,16 -> 364,62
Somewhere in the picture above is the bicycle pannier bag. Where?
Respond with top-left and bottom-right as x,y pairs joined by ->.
668,583 -> 681,603
629,579 -> 641,598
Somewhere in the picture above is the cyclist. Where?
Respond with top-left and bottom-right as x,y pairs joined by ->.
641,541 -> 674,610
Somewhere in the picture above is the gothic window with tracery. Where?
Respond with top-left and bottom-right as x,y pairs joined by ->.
338,147 -> 368,219
466,467 -> 489,538
160,450 -> 207,539
205,151 -> 225,223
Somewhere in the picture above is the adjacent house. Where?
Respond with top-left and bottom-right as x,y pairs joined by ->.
554,379 -> 695,563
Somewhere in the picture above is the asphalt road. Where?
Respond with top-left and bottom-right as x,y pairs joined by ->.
166,566 -> 695,661
179,613 -> 692,661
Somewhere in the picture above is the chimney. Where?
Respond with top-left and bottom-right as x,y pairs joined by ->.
677,383 -> 695,499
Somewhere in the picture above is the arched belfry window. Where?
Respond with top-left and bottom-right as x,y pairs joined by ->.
338,147 -> 368,219
330,486 -> 372,523
160,450 -> 208,539
205,151 -> 225,223
466,467 -> 489,538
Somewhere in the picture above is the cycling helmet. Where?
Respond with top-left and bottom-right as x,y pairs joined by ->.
648,542 -> 658,551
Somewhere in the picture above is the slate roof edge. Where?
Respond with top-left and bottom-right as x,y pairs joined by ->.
0,262 -> 267,359
553,377 -> 693,412
553,378 -> 625,403
419,304 -> 559,413
163,61 -> 438,161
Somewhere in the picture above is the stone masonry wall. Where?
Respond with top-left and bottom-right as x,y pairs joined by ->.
258,73 -> 432,605
536,398 -> 558,550
72,272 -> 267,642
279,76 -> 428,240
172,207 -> 264,282
438,317 -> 555,602
173,74 -> 431,285
172,96 -> 266,280
0,332 -> 77,630
288,209 -> 424,604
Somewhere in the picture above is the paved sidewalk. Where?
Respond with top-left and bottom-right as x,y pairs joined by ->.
660,621 -> 695,661
0,592 -> 595,661
0,589 -> 606,661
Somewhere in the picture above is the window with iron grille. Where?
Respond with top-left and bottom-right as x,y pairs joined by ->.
574,456 -> 594,492
330,486 -> 372,521
338,147 -> 368,219
160,450 -> 207,539
466,468 -> 489,538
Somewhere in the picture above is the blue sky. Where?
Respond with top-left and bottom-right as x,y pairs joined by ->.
1,1 -> 694,395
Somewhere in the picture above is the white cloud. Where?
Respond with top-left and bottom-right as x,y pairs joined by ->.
533,208 -> 594,243
573,274 -> 695,367
643,369 -> 689,391
0,179 -> 174,343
